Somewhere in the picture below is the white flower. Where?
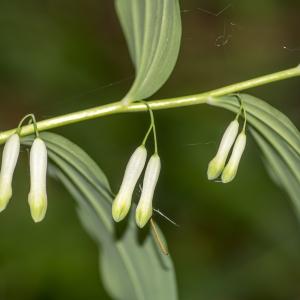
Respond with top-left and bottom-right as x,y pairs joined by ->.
112,145 -> 147,222
28,138 -> 48,222
207,120 -> 239,180
136,154 -> 161,228
0,134 -> 20,211
221,132 -> 247,183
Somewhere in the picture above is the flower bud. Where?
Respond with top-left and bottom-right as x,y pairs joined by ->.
28,138 -> 48,222
221,132 -> 246,183
136,154 -> 161,228
112,146 -> 147,222
0,134 -> 20,211
207,120 -> 239,180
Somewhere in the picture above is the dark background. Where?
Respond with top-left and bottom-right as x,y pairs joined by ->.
0,0 -> 300,299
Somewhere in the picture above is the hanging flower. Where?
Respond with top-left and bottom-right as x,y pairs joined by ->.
207,120 -> 239,180
136,154 -> 161,228
28,138 -> 48,222
0,134 -> 20,211
112,145 -> 147,222
221,132 -> 247,183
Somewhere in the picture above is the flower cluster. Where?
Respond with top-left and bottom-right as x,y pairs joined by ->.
112,145 -> 161,228
207,118 -> 247,183
0,134 -> 48,222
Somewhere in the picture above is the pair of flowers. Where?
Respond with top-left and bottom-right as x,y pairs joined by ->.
0,134 -> 48,222
112,145 -> 161,228
207,118 -> 246,183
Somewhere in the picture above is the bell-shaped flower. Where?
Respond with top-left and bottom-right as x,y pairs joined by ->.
28,138 -> 48,222
207,120 -> 239,180
136,154 -> 161,228
221,132 -> 247,183
112,145 -> 147,222
0,134 -> 20,211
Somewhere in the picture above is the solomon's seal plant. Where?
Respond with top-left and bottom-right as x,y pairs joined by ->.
0,1 -> 299,299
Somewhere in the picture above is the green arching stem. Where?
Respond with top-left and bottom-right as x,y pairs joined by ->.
142,124 -> 153,146
242,105 -> 247,132
148,106 -> 158,154
0,65 -> 299,145
234,106 -> 243,121
232,94 -> 248,132
140,101 -> 158,153
17,114 -> 39,138
17,115 -> 32,135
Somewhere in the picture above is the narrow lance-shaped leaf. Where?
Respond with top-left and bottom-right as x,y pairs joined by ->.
115,0 -> 182,103
23,133 -> 178,300
251,129 -> 300,216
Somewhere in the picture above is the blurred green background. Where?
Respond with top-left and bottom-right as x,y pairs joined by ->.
0,0 -> 300,299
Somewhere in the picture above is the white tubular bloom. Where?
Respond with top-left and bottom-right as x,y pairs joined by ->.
28,138 -> 48,223
207,120 -> 239,180
0,134 -> 20,211
136,154 -> 161,228
112,145 -> 147,222
222,132 -> 247,183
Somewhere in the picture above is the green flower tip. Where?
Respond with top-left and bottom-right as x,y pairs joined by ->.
221,165 -> 237,183
0,187 -> 12,212
28,193 -> 47,223
135,205 -> 152,229
112,196 -> 131,222
207,157 -> 224,180
0,188 -> 12,212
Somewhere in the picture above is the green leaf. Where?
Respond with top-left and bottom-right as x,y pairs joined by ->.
115,0 -> 182,103
208,94 -> 300,216
250,129 -> 300,215
23,133 -> 177,300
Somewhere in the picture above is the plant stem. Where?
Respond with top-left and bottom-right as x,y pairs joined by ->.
0,65 -> 299,145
